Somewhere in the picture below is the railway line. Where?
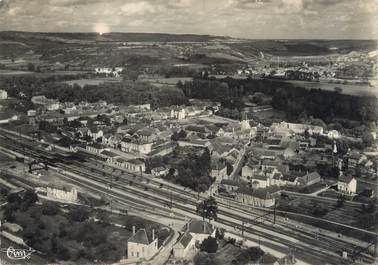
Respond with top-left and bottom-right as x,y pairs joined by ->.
0,132 -> 376,264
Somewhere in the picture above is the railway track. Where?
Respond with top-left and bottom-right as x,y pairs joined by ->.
0,133 -> 375,264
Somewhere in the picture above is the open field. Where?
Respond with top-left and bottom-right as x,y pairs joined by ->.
278,196 -> 377,234
63,77 -> 122,87
281,79 -> 377,97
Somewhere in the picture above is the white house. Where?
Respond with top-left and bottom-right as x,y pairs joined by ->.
173,220 -> 216,259
327,130 -> 340,139
337,175 -> 357,194
0,89 -> 8,99
27,109 -> 37,117
120,139 -> 153,155
127,227 -> 158,260
88,127 -> 104,141
173,232 -> 195,259
151,166 -> 168,177
46,186 -> 78,203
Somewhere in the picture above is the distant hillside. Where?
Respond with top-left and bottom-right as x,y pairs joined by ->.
0,31 -> 229,44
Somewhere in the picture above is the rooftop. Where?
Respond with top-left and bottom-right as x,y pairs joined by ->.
128,229 -> 154,245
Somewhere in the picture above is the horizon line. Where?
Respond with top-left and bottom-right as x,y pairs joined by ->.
1,30 -> 377,41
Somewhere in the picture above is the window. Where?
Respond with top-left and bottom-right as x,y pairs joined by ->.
142,247 -> 144,252
131,252 -> 134,257
137,252 -> 139,258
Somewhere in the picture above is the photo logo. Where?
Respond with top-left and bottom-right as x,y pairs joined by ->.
4,246 -> 35,260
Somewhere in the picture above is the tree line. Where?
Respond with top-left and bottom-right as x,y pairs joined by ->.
178,77 -> 378,124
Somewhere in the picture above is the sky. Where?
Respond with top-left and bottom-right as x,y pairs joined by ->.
0,0 -> 377,39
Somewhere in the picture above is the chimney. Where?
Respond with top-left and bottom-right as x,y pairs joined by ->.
152,229 -> 155,241
132,226 -> 136,236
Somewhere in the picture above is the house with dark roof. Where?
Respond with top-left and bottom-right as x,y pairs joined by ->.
172,232 -> 195,259
151,166 -> 168,177
184,220 -> 216,242
337,175 -> 357,194
235,187 -> 276,207
173,219 -> 216,259
127,227 -> 158,260
112,157 -> 146,173
295,171 -> 321,187
88,127 -> 104,141
220,179 -> 241,194
210,159 -> 227,182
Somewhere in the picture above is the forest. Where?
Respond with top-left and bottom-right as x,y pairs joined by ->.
179,78 -> 378,124
1,75 -> 188,108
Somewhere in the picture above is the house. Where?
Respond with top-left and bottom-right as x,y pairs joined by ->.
77,127 -> 89,138
136,128 -> 157,143
102,133 -> 123,148
250,174 -> 269,189
88,127 -> 104,141
347,152 -> 367,169
27,109 -> 37,117
283,146 -> 296,159
171,107 -> 186,120
173,232 -> 195,259
235,187 -> 276,207
151,166 -> 168,177
0,89 -> 7,99
337,175 -> 357,194
46,186 -> 78,203
100,149 -> 120,163
113,157 -> 146,173
86,143 -> 106,155
220,179 -> 240,194
120,138 -> 153,155
127,227 -> 158,260
327,130 -> 340,139
173,220 -> 216,259
210,159 -> 227,182
31,95 -> 60,111
185,220 -> 216,243
295,171 -> 321,187
271,122 -> 323,135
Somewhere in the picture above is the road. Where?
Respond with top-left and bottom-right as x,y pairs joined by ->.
0,129 -> 376,265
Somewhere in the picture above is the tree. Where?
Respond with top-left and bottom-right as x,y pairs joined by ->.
41,201 -> 60,216
335,196 -> 345,208
68,208 -> 90,222
362,131 -> 374,148
200,236 -> 218,253
197,196 -> 218,222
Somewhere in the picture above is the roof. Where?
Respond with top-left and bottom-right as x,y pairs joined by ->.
259,253 -> 278,265
296,171 -> 321,185
338,175 -> 354,183
211,159 -> 226,170
152,166 -> 166,172
185,220 -> 214,235
100,150 -> 119,158
236,186 -> 279,199
221,179 -> 240,187
128,229 -> 154,245
127,158 -> 145,165
137,128 -> 154,137
177,232 -> 193,248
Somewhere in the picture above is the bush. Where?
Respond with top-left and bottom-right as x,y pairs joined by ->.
200,236 -> 218,253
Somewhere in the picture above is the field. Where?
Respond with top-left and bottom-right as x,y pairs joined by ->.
277,196 -> 377,238
140,77 -> 193,87
279,79 -> 377,97
63,77 -> 122,87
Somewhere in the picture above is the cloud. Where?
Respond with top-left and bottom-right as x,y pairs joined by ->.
120,1 -> 158,16
0,0 -> 376,39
